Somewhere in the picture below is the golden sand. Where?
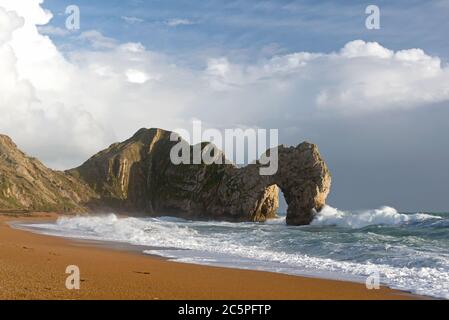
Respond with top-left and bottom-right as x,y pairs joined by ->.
0,213 -> 421,300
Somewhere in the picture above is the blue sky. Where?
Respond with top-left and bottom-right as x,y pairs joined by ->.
43,0 -> 449,63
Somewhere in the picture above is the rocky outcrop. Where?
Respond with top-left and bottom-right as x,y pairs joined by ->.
69,128 -> 331,225
198,142 -> 331,225
0,135 -> 96,212
0,129 -> 331,225
270,144 -> 332,225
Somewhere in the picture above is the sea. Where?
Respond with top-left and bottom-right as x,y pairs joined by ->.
15,206 -> 449,299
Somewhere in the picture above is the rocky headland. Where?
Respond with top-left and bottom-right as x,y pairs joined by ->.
0,128 -> 331,225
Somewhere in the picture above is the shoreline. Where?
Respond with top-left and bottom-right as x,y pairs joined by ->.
9,220 -> 382,290
0,212 -> 425,300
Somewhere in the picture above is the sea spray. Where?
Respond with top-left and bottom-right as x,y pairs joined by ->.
15,207 -> 449,299
311,205 -> 440,229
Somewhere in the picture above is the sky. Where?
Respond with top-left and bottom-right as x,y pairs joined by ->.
0,0 -> 449,212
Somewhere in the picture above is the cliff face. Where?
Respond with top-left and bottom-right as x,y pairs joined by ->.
0,135 -> 96,212
0,129 -> 331,225
69,128 -> 331,225
68,128 -> 273,220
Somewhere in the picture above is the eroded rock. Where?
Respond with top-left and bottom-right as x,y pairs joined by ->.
69,128 -> 332,225
0,135 -> 96,212
0,129 -> 331,225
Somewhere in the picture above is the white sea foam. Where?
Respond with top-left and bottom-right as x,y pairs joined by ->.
16,209 -> 449,299
312,205 -> 439,228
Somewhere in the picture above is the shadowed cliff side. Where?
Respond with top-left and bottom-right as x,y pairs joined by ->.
68,128 -> 331,225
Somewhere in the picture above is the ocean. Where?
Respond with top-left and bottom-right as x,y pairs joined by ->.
16,206 -> 449,299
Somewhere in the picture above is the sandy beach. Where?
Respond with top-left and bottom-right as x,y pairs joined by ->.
0,212 -> 422,300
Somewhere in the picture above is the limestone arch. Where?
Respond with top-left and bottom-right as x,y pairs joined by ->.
260,143 -> 331,225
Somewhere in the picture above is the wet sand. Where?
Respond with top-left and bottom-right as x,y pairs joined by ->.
0,212 -> 422,300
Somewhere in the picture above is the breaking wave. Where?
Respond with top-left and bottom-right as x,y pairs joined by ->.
15,206 -> 449,299
312,205 -> 440,228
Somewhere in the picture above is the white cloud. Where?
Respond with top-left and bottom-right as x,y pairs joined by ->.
0,7 -> 23,44
0,2 -> 112,168
119,42 -> 146,53
339,40 -> 393,59
202,40 -> 449,114
0,0 -> 52,25
125,69 -> 150,84
79,30 -> 117,49
37,25 -> 69,36
165,18 -> 195,27
0,5 -> 43,113
1,0 -> 449,170
121,16 -> 144,24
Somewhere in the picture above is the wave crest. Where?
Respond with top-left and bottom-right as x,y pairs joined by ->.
312,205 -> 439,228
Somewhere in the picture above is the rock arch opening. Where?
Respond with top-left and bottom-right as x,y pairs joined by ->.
259,143 -> 332,225
277,189 -> 288,216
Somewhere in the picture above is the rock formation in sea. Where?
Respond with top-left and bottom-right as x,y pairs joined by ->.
69,128 -> 331,225
0,128 -> 331,225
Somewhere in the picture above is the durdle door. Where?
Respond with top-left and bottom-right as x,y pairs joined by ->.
0,128 -> 331,225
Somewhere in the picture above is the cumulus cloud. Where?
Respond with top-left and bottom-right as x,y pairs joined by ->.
201,40 -> 449,116
1,0 -> 449,171
0,7 -> 23,43
0,8 -> 33,116
0,1 -> 112,168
